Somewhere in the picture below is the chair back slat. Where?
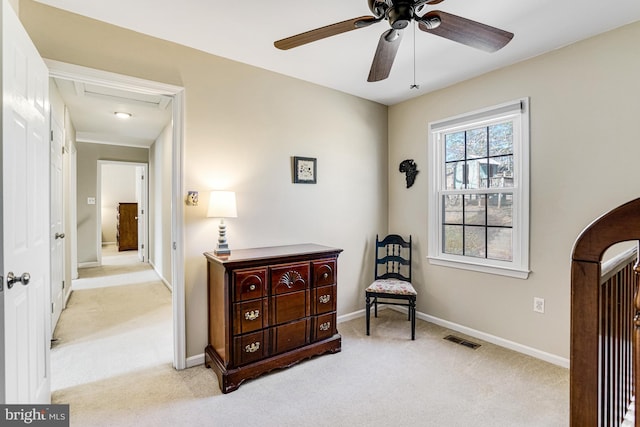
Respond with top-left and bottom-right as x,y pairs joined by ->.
374,234 -> 412,282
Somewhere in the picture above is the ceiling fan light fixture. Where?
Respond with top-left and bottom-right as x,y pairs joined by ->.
421,16 -> 441,30
388,3 -> 414,29
114,111 -> 132,119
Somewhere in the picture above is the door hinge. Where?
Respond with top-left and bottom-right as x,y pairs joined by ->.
141,209 -> 144,215
50,130 -> 54,141
0,276 -> 3,292
51,302 -> 54,314
141,244 -> 144,249
62,280 -> 65,289
173,242 -> 177,250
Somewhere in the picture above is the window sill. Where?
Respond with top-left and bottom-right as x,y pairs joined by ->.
427,256 -> 530,279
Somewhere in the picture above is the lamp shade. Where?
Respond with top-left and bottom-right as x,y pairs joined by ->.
207,191 -> 237,218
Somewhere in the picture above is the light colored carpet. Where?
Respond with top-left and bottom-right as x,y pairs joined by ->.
52,253 -> 569,427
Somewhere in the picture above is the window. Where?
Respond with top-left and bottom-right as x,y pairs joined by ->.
427,98 -> 530,279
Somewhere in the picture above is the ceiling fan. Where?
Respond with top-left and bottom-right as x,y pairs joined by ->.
274,0 -> 514,82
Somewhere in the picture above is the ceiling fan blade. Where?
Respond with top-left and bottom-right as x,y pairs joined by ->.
418,11 -> 513,52
368,29 -> 403,82
274,16 -> 379,50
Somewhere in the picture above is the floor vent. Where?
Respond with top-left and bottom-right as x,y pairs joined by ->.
443,335 -> 481,350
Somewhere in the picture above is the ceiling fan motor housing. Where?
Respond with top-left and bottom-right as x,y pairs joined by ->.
388,3 -> 414,29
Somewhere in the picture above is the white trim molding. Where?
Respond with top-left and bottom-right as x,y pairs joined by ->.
46,59 -> 187,371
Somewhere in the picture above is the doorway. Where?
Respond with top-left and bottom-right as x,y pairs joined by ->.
47,59 -> 186,370
98,161 -> 148,263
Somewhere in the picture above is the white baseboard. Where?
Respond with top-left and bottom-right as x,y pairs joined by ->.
186,353 -> 205,368
149,260 -> 172,292
78,261 -> 99,268
340,305 -> 569,369
189,306 -> 569,369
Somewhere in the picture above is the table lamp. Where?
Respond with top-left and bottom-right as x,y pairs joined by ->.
207,190 -> 237,256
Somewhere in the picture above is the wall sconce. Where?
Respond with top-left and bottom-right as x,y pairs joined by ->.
207,191 -> 238,256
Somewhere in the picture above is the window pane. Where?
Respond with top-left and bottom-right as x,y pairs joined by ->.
467,127 -> 487,159
445,132 -> 465,162
444,195 -> 463,224
487,193 -> 512,227
464,226 -> 486,258
488,155 -> 514,188
466,159 -> 489,189
464,195 -> 486,225
489,122 -> 513,156
488,228 -> 513,261
443,225 -> 463,255
445,161 -> 465,190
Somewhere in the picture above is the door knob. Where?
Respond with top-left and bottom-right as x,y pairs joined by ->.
7,272 -> 30,289
55,232 -> 65,239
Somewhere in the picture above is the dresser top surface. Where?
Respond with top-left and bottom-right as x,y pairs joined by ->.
204,243 -> 342,266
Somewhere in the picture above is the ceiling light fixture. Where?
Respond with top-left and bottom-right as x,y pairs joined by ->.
114,111 -> 132,119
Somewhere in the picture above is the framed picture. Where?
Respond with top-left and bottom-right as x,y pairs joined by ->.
293,156 -> 317,184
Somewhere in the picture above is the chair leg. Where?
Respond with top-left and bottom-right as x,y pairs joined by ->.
374,297 -> 378,318
365,293 -> 371,336
410,298 -> 416,340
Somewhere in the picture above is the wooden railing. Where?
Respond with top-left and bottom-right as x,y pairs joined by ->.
600,248 -> 637,425
571,198 -> 640,427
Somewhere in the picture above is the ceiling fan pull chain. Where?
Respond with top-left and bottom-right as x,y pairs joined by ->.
410,20 -> 420,90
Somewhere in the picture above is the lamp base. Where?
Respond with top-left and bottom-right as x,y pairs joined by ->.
214,244 -> 231,256
215,219 -> 231,256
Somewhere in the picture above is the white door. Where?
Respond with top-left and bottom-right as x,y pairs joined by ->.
50,101 -> 65,330
1,0 -> 51,404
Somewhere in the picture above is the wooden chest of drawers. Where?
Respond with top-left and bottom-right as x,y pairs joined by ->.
204,244 -> 343,393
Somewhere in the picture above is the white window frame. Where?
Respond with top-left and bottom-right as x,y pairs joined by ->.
427,98 -> 530,279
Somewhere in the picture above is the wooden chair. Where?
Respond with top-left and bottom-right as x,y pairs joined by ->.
365,234 -> 416,340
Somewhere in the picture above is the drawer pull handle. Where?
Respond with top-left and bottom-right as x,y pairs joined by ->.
244,310 -> 260,321
319,295 -> 331,304
320,322 -> 331,331
322,272 -> 329,280
245,342 -> 260,353
249,284 -> 256,291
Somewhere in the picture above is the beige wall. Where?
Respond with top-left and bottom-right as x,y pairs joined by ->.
75,142 -> 148,263
388,21 -> 640,359
18,0 -> 389,358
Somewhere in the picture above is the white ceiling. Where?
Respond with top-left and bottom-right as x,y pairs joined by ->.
52,78 -> 172,148
39,0 -> 640,146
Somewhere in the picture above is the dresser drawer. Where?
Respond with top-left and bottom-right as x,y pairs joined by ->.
271,263 -> 309,294
233,299 -> 268,335
313,285 -> 336,315
233,268 -> 267,302
233,330 -> 267,366
312,259 -> 336,287
312,312 -> 336,342
272,290 -> 309,325
273,318 -> 309,354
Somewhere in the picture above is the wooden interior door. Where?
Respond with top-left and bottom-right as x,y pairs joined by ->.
117,202 -> 138,251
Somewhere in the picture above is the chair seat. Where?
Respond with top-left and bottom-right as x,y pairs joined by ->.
366,278 -> 416,296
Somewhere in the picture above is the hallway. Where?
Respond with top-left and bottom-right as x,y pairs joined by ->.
51,246 -> 172,393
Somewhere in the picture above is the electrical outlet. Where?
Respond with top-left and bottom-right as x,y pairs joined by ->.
533,297 -> 545,313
